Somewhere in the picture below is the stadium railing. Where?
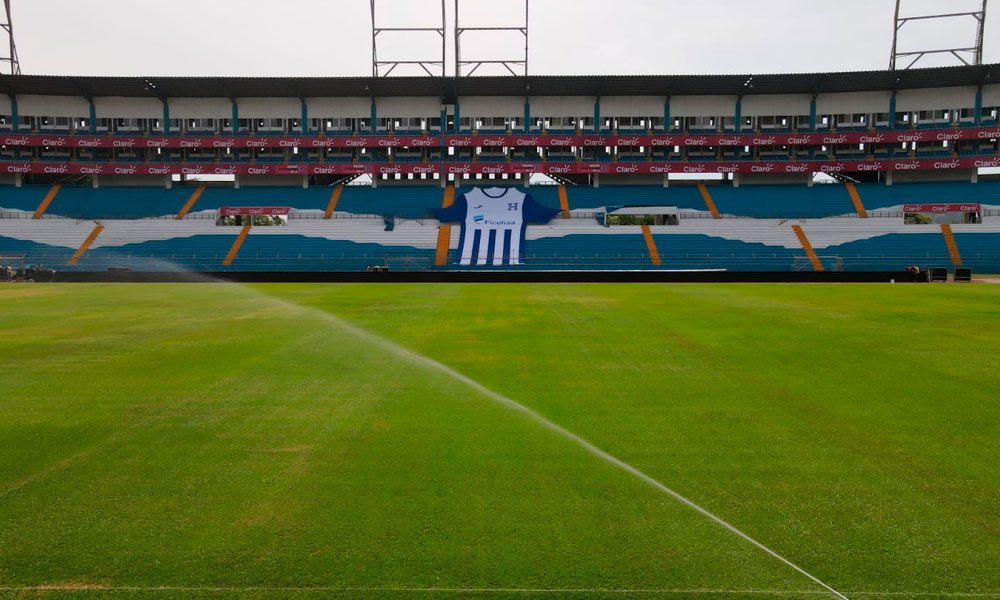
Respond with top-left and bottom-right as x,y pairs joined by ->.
2,209 -> 998,222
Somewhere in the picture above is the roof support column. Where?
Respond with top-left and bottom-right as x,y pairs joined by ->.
734,97 -> 743,133
889,93 -> 898,130
301,100 -> 309,134
231,100 -> 239,133
370,101 -> 377,134
808,95 -> 817,132
663,97 -> 671,133
523,99 -> 530,133
974,86 -> 983,126
453,101 -> 460,133
89,99 -> 97,134
593,98 -> 600,133
161,98 -> 170,134
9,93 -> 17,132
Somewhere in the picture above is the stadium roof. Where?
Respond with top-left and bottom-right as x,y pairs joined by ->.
0,64 -> 996,99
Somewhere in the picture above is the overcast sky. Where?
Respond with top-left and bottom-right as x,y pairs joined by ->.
9,0 -> 999,77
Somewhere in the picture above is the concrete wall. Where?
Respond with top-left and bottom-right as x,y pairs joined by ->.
600,174 -> 666,186
306,97 -> 371,118
739,173 -> 813,186
169,98 -> 232,119
895,86 -> 979,112
376,97 -> 441,119
983,84 -> 1000,106
16,95 -> 91,118
670,95 -> 738,117
100,175 -> 171,187
235,98 -> 301,119
458,96 -> 524,118
815,91 -> 892,115
93,97 -> 163,119
11,86 -> 994,123
238,175 -> 303,187
891,169 -> 976,184
530,96 -> 594,117
741,94 -> 812,117
601,96 -> 665,117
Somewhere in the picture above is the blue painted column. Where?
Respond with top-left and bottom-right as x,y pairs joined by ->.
89,99 -> 97,134
974,87 -> 983,126
734,98 -> 743,133
809,97 -> 817,131
301,101 -> 309,134
593,100 -> 601,133
523,100 -> 530,133
439,106 -> 447,136
162,99 -> 170,134
664,98 -> 671,132
231,101 -> 239,133
888,94 -> 897,129
10,95 -> 18,132
370,101 -> 377,134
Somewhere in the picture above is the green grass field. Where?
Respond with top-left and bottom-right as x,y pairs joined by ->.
1,283 -> 998,599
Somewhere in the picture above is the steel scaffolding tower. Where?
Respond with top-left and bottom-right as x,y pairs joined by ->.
370,0 -> 446,77
890,0 -> 988,70
1,0 -> 20,75
455,0 -> 528,76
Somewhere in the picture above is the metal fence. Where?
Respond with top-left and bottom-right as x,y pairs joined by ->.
3,208 -> 997,222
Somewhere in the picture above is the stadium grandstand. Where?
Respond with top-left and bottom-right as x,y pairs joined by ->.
1,14 -> 999,276
5,4 -> 1000,599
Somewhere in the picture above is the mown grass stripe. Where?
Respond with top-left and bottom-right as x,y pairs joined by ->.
252,291 -> 849,600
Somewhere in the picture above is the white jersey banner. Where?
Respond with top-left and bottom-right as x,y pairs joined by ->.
435,187 -> 558,266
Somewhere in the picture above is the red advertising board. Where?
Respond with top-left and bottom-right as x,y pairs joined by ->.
0,134 -> 443,150
3,126 -> 999,150
2,156 -> 999,176
903,204 -> 982,213
219,206 -> 291,216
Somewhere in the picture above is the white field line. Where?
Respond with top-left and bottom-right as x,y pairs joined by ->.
0,586 -> 996,597
237,287 -> 850,600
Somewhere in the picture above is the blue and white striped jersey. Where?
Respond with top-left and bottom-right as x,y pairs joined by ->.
435,187 -> 558,266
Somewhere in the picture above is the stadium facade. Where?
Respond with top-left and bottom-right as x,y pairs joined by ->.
0,64 -> 999,274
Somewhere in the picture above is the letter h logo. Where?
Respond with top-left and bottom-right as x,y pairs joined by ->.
507,202 -> 520,211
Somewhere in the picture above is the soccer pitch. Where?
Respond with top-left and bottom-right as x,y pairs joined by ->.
1,283 -> 998,599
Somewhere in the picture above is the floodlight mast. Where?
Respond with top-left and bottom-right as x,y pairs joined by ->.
1,0 -> 21,75
370,0 -> 446,77
890,0 -> 988,70
455,0 -> 529,76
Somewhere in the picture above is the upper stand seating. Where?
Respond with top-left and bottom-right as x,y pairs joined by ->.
2,181 -> 999,273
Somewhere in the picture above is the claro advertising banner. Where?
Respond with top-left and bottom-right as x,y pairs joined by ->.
902,204 -> 982,213
3,156 -> 999,176
2,126 -> 998,149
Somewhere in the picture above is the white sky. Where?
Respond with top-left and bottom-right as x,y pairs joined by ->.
10,0 -> 998,77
